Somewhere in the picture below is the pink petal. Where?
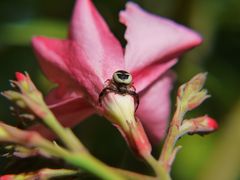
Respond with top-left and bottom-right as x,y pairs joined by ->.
64,42 -> 105,103
45,86 -> 82,105
30,96 -> 95,138
32,37 -> 77,88
136,72 -> 174,143
49,96 -> 94,127
69,0 -> 124,80
32,36 -> 102,103
133,59 -> 177,93
120,2 -> 202,73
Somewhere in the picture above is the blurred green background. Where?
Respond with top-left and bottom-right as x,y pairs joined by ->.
0,0 -> 240,179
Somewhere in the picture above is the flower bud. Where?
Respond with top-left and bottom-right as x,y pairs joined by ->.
2,72 -> 48,119
100,92 -> 151,157
15,72 -> 29,91
0,175 -> 15,180
0,122 -> 42,145
1,91 -> 27,109
0,169 -> 77,180
0,124 -> 10,140
13,145 -> 40,158
184,72 -> 207,95
179,115 -> 218,137
187,90 -> 210,110
178,73 -> 210,112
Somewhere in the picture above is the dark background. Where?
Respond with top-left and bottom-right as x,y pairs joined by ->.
0,0 -> 240,179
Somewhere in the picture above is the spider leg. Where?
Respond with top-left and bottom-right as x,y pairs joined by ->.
127,90 -> 139,111
98,86 -> 118,105
131,84 -> 136,91
104,79 -> 111,86
98,87 -> 111,105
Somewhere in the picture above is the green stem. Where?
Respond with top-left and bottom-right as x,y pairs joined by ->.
112,167 -> 156,180
43,110 -> 85,152
64,153 -> 124,180
37,139 -> 124,180
159,99 -> 184,171
144,154 -> 171,180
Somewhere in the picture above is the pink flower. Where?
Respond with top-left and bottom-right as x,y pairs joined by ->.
32,0 -> 201,143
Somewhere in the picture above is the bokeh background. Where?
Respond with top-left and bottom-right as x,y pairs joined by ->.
0,0 -> 240,179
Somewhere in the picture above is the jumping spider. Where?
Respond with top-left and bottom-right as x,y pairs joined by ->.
99,70 -> 139,110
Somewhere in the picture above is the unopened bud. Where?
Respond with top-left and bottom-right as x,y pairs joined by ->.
2,73 -> 48,119
101,92 -> 151,157
179,115 -> 218,137
178,73 -> 210,112
0,175 -> 15,180
2,91 -> 27,109
0,124 -> 9,140
15,72 -> 26,81
14,72 -> 31,92
187,90 -> 210,110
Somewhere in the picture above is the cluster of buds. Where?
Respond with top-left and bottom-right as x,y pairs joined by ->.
2,72 -> 47,120
159,73 -> 218,172
177,73 -> 218,136
0,121 -> 56,158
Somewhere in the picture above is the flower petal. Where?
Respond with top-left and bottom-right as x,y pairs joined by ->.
64,42 -> 104,103
69,0 -> 124,80
133,59 -> 177,93
45,86 -> 82,106
32,37 -> 77,88
49,96 -> 94,127
136,72 -> 174,143
32,36 -> 102,103
120,2 -> 202,72
30,96 -> 95,138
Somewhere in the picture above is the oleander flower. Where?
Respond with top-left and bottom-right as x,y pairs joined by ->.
31,0 -> 202,146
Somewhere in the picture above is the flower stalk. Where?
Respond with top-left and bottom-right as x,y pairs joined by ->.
2,72 -> 85,152
159,73 -> 218,172
143,154 -> 171,180
0,122 -> 124,180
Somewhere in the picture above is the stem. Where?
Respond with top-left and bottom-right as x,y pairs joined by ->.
144,154 -> 171,180
112,167 -> 156,180
37,139 -> 124,180
159,99 -> 185,171
65,153 -> 124,180
43,110 -> 85,152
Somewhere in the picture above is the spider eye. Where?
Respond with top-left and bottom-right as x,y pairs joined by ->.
113,70 -> 132,85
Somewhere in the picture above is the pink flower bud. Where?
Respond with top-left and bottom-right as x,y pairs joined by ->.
180,115 -> 218,137
15,72 -> 26,82
206,116 -> 219,130
14,72 -> 31,92
0,175 -> 15,180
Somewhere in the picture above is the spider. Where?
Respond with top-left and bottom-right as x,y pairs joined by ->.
99,70 -> 139,110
